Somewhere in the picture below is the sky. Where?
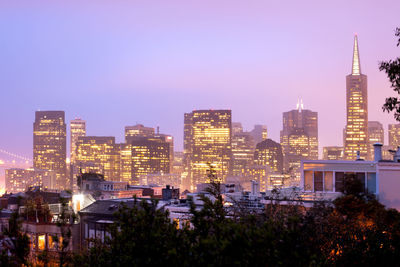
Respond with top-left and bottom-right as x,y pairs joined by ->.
0,0 -> 400,162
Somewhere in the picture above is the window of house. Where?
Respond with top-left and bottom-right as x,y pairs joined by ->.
304,171 -> 313,191
335,172 -> 344,192
356,172 -> 366,192
48,235 -> 56,250
38,234 -> 46,250
367,173 -> 377,193
324,171 -> 333,192
314,171 -> 323,191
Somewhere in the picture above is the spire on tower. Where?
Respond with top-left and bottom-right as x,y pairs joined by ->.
296,97 -> 304,112
352,34 -> 361,75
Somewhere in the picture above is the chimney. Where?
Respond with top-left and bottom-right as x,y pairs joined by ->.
373,143 -> 383,162
356,151 -> 361,161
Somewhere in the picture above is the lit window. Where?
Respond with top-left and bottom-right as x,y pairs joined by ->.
324,172 -> 333,192
38,235 -> 46,250
304,171 -> 313,191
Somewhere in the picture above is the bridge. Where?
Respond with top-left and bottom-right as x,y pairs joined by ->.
0,148 -> 32,165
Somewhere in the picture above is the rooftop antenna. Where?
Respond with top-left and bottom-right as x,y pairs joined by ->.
296,96 -> 304,112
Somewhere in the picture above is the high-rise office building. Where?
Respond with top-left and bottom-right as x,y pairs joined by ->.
280,101 -> 318,181
119,143 -> 133,183
368,121 -> 384,160
389,124 -> 400,150
121,125 -> 173,185
232,122 -> 244,135
322,146 -> 344,160
184,110 -> 232,189
129,136 -> 170,185
75,136 -> 120,181
156,133 -> 174,171
254,139 -> 283,173
70,119 -> 86,164
125,124 -> 155,142
5,168 -> 55,193
344,35 -> 368,160
250,125 -> 268,145
33,111 -> 67,190
231,132 -> 255,176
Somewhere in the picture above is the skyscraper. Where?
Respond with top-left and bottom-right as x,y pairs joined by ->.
322,146 -> 344,160
184,110 -> 232,189
254,139 -> 283,173
232,122 -> 244,135
5,168 -> 55,193
389,124 -> 400,150
344,35 -> 368,160
231,132 -> 255,176
250,125 -> 268,145
33,111 -> 67,190
125,124 -> 155,142
129,136 -> 170,185
70,119 -> 86,164
368,121 -> 384,160
75,136 -> 120,181
280,100 -> 318,181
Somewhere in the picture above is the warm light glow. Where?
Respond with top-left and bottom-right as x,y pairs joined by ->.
72,194 -> 84,212
38,235 -> 46,250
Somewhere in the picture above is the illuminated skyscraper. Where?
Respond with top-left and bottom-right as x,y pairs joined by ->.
250,125 -> 268,144
119,143 -> 133,183
125,124 -> 155,142
231,132 -> 255,176
368,121 -> 384,160
280,100 -> 318,181
155,133 -> 174,171
129,136 -> 170,185
121,125 -> 173,185
184,110 -> 232,189
75,136 -> 120,181
323,146 -> 344,160
254,139 -> 283,173
5,168 -> 55,193
344,35 -> 368,160
232,122 -> 244,135
389,124 -> 400,150
70,119 -> 86,164
33,111 -> 67,190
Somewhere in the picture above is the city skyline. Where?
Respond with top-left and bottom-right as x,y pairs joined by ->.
1,1 -> 400,166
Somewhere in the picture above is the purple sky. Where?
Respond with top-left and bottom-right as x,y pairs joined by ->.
0,0 -> 399,161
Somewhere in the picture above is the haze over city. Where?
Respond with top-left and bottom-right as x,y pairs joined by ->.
0,0 -> 399,158
3,1 -> 400,265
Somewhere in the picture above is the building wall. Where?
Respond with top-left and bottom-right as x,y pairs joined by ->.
33,111 -> 67,190
75,136 -> 119,181
389,124 -> 400,150
344,36 -> 368,160
184,110 -> 232,189
254,139 -> 283,173
368,121 -> 384,160
70,119 -> 86,164
280,108 -> 318,181
377,164 -> 400,210
5,168 -> 55,193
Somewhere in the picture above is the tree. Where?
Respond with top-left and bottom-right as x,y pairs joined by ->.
53,197 -> 76,267
0,197 -> 30,267
381,28 -> 400,120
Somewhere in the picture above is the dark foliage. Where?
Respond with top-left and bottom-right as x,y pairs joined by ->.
0,197 -> 30,267
381,28 -> 400,121
70,168 -> 400,267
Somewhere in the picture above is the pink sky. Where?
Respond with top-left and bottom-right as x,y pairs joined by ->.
0,0 -> 399,162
